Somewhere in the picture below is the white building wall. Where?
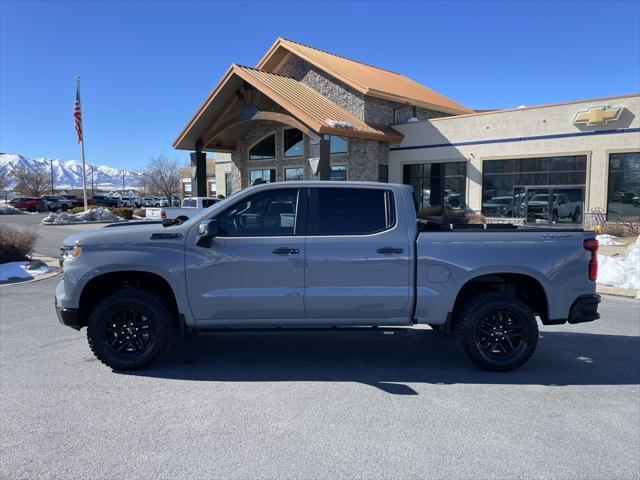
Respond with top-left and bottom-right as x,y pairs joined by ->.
390,94 -> 640,214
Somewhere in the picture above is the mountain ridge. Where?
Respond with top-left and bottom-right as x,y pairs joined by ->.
0,153 -> 144,190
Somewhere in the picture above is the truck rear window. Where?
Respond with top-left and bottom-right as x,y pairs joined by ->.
309,188 -> 395,235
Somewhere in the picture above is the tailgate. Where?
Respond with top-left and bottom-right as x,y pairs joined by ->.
145,208 -> 162,220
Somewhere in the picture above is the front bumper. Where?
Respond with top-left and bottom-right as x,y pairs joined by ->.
568,294 -> 601,324
55,298 -> 83,330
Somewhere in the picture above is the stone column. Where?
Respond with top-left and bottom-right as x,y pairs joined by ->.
309,138 -> 330,180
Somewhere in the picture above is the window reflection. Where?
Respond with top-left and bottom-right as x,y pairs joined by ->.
607,152 -> 640,220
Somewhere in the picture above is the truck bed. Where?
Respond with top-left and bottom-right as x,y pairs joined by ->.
414,227 -> 596,326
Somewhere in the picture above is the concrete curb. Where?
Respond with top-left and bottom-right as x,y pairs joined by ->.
596,284 -> 639,299
0,255 -> 61,287
40,221 -> 121,226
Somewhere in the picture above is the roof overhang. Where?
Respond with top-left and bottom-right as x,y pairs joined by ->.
173,65 -> 403,151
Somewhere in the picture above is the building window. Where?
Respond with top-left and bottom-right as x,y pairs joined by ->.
250,169 -> 276,184
224,172 -> 233,196
285,167 -> 305,181
326,135 -> 348,154
284,129 -> 304,158
330,165 -> 347,181
378,164 -> 389,183
607,152 -> 640,220
481,155 -> 586,218
403,162 -> 467,215
249,133 -> 276,160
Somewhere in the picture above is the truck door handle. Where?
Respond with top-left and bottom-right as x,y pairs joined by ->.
272,247 -> 300,255
377,247 -> 404,254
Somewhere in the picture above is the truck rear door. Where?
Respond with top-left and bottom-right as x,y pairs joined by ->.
304,186 -> 412,323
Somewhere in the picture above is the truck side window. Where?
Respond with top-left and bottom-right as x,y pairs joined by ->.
309,188 -> 395,235
216,189 -> 298,237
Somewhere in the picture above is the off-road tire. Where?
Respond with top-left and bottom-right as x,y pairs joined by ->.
87,289 -> 175,370
61,204 -> 68,212
456,292 -> 539,371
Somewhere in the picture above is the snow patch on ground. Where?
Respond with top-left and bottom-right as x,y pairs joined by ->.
597,236 -> 640,296
596,234 -> 624,246
0,204 -> 25,215
42,208 -> 122,224
0,261 -> 51,282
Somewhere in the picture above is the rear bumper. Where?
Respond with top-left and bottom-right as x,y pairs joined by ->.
568,294 -> 601,324
544,294 -> 601,325
55,298 -> 83,330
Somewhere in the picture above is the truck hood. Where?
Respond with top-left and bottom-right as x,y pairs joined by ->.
62,222 -> 186,247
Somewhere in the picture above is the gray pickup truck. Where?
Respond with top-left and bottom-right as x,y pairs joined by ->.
55,182 -> 600,371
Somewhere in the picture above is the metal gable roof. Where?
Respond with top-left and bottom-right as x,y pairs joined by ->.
257,38 -> 474,116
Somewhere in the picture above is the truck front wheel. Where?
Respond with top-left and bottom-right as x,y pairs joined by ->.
86,289 -> 175,370
456,293 -> 539,371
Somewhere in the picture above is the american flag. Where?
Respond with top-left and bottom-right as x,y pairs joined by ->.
74,82 -> 83,143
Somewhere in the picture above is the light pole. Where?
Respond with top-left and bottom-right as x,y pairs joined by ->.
50,159 -> 55,195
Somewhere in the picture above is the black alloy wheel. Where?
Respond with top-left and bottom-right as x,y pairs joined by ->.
474,310 -> 526,362
87,289 -> 175,370
457,292 -> 539,371
104,308 -> 154,356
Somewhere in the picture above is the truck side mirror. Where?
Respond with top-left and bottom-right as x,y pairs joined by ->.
196,219 -> 218,247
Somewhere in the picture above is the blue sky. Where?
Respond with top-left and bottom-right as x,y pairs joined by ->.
1,0 -> 639,169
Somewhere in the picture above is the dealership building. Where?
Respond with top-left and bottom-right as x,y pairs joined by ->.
174,38 -> 640,224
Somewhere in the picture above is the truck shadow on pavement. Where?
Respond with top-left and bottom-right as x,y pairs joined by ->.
121,330 -> 640,394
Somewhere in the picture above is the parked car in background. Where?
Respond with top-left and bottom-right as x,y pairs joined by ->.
8,197 -> 46,212
60,194 -> 83,207
142,196 -> 169,207
483,196 -> 515,217
92,195 -> 119,208
145,197 -> 219,222
633,195 -> 640,207
41,195 -> 75,212
116,195 -> 142,208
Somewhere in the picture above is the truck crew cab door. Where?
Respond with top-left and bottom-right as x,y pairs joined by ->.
304,186 -> 412,324
184,187 -> 306,326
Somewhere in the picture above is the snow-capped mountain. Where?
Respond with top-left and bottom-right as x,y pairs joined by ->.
0,153 -> 144,190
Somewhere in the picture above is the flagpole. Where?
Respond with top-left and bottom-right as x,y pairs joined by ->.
77,76 -> 88,210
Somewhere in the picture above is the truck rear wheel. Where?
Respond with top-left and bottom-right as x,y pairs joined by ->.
86,289 -> 175,370
456,293 -> 538,371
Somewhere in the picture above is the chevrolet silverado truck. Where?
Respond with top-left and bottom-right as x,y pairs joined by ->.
55,182 -> 601,371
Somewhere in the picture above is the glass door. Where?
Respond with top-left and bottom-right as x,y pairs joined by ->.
523,186 -> 585,226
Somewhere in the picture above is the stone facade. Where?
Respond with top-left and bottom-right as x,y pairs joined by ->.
274,53 -> 366,118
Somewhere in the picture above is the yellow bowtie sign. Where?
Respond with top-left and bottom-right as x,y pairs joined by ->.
573,105 -> 622,126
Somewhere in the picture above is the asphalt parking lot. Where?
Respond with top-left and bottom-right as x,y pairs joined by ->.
0,275 -> 638,479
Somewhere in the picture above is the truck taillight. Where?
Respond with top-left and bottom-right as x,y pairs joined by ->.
583,238 -> 599,281
161,210 -> 166,219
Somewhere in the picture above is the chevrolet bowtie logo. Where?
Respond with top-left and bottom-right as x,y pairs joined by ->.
573,105 -> 622,126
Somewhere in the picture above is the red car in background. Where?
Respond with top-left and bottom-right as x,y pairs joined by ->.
8,197 -> 46,212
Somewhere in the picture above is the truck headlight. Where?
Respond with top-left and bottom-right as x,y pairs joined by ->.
61,245 -> 82,260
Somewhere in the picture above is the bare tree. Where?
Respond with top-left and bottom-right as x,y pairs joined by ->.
11,163 -> 52,197
0,170 -> 7,192
144,154 -> 180,201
